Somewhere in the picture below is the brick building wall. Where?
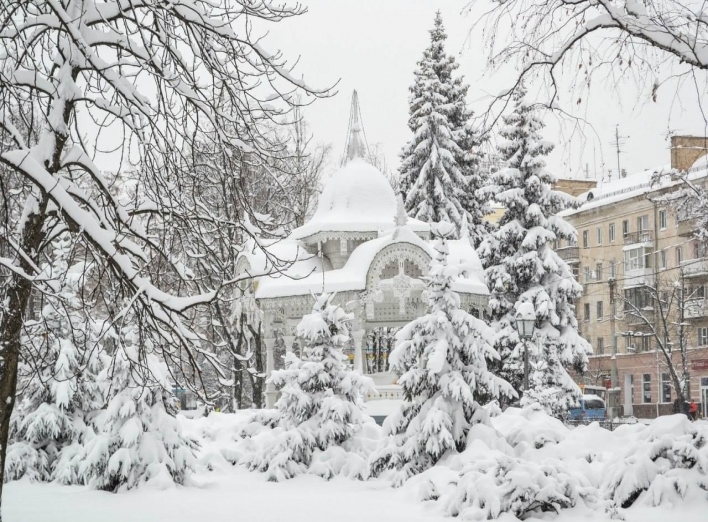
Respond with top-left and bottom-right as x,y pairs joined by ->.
671,135 -> 708,171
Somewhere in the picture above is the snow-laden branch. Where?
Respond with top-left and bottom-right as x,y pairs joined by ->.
468,0 -> 708,121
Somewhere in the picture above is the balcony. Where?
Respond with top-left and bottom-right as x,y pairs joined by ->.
557,246 -> 579,263
682,257 -> 708,278
623,267 -> 654,288
685,298 -> 708,318
623,230 -> 654,245
677,203 -> 698,237
625,308 -> 654,325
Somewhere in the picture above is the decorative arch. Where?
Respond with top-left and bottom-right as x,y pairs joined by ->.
361,243 -> 432,320
365,242 -> 431,289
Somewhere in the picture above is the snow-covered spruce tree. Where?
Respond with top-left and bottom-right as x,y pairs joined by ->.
245,293 -> 373,481
477,85 -> 590,416
370,225 -> 514,482
78,316 -> 196,491
5,236 -> 104,484
399,12 -> 488,242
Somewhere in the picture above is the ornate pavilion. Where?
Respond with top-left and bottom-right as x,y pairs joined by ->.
235,95 -> 490,407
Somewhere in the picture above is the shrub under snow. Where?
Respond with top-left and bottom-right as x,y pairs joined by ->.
601,415 -> 708,510
242,293 -> 374,481
407,406 -> 595,520
78,322 -> 196,491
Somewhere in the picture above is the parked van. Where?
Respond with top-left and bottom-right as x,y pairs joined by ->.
568,394 -> 606,421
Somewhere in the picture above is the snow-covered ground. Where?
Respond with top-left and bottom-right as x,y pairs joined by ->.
5,409 -> 708,522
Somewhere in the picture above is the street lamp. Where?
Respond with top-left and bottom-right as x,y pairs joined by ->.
515,302 -> 536,391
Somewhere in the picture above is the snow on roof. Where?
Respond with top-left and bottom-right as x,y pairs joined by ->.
290,158 -> 430,240
562,163 -> 708,217
239,238 -> 324,279
254,226 -> 488,299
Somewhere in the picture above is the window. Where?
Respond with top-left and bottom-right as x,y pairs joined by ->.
610,261 -> 616,278
695,285 -> 706,299
640,336 -> 651,352
698,327 -> 708,346
622,220 -> 630,238
624,247 -> 652,271
596,263 -> 603,281
609,223 -> 616,242
676,247 -> 683,265
584,265 -> 591,282
659,209 -> 667,230
626,338 -> 636,352
661,373 -> 672,403
596,226 -> 602,245
637,214 -> 649,231
597,337 -> 604,355
660,250 -> 666,269
630,375 -> 635,404
625,287 -> 651,311
584,303 -> 591,322
643,374 -> 652,404
582,230 -> 589,248
597,301 -> 604,320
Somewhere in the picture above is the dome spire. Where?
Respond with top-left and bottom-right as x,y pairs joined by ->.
343,90 -> 369,165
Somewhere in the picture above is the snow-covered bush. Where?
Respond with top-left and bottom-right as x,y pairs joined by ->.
78,320 -> 196,491
404,406 -> 596,520
243,293 -> 374,481
6,237 -> 104,484
370,229 -> 514,482
601,415 -> 708,509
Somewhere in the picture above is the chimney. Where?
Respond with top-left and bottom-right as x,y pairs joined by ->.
670,135 -> 708,172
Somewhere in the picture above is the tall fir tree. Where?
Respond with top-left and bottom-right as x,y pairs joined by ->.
399,12 -> 489,243
245,294 -> 373,481
477,86 -> 590,417
370,225 -> 514,482
6,236 -> 104,484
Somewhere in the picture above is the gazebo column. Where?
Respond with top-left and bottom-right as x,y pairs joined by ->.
283,334 -> 296,367
352,329 -> 366,374
264,336 -> 277,408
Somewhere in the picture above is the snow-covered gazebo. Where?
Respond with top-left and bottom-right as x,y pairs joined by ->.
236,98 -> 489,407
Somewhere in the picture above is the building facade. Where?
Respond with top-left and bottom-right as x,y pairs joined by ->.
561,141 -> 708,419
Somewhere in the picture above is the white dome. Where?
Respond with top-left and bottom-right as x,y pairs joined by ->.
291,158 -> 429,240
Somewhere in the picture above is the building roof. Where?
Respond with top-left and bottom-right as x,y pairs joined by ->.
561,158 -> 708,217
254,226 -> 488,299
290,158 -> 429,241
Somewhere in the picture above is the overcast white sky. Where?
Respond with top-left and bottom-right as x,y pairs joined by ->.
261,0 -> 708,181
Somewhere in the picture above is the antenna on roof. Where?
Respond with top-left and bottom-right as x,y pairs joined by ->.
342,90 -> 370,165
611,125 -> 630,179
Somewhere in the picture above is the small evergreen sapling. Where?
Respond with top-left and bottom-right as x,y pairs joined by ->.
5,237 -> 104,484
78,318 -> 196,491
370,226 -> 514,482
245,293 -> 374,481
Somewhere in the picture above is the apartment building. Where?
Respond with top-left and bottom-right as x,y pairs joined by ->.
561,136 -> 708,419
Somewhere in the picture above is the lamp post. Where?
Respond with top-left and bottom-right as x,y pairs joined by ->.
515,302 -> 536,392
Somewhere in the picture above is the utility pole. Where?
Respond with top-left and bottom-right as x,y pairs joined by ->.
609,275 -> 620,418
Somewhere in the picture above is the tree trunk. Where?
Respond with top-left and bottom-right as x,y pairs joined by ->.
0,197 -> 46,520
